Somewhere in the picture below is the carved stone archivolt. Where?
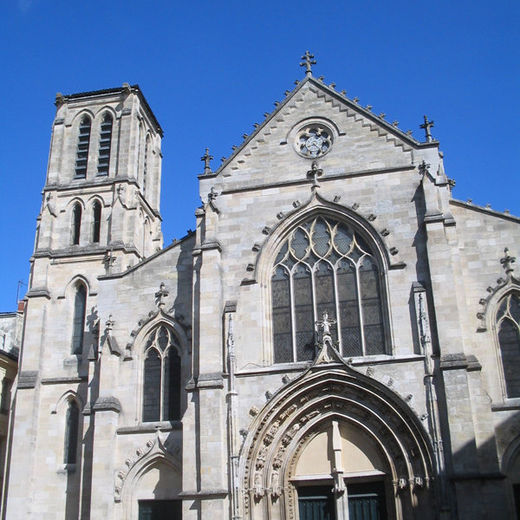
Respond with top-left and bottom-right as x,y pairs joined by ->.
239,365 -> 434,519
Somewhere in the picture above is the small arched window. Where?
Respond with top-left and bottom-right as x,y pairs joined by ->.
72,203 -> 82,245
142,325 -> 181,422
92,201 -> 102,243
497,292 -> 520,397
71,284 -> 87,354
75,116 -> 91,178
272,215 -> 386,363
64,400 -> 79,464
97,113 -> 113,176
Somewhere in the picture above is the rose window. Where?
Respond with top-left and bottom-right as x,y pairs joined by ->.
296,124 -> 333,158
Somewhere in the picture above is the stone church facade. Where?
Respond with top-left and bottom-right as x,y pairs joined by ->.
5,58 -> 520,519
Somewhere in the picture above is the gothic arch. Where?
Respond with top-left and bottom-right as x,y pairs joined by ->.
239,364 -> 435,519
51,389 -> 83,415
255,192 -> 392,284
254,191 -> 394,364
114,432 -> 181,520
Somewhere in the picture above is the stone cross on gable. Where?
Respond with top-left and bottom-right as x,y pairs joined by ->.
420,115 -> 435,142
501,248 -> 516,275
155,283 -> 169,309
300,51 -> 316,76
201,147 -> 213,175
316,310 -> 336,337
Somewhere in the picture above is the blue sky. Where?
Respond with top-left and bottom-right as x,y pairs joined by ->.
0,0 -> 518,311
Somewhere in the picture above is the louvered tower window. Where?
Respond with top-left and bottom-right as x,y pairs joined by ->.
92,201 -> 101,243
75,116 -> 91,178
97,113 -> 113,176
497,292 -> 520,397
272,216 -> 386,363
142,325 -> 181,422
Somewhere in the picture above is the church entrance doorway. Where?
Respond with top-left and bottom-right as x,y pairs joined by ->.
297,481 -> 386,520
298,486 -> 335,519
138,499 -> 181,519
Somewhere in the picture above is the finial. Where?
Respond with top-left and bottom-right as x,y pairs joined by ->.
155,283 -> 169,309
307,160 -> 323,188
201,148 -> 213,175
501,248 -> 516,276
420,115 -> 435,142
418,160 -> 430,176
55,92 -> 65,107
300,51 -> 316,76
208,187 -> 218,202
105,315 -> 114,333
379,113 -> 386,119
392,121 -> 399,127
316,310 -> 336,339
353,97 -> 359,103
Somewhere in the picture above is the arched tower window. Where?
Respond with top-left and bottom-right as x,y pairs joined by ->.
75,115 -> 91,178
92,200 -> 102,243
72,203 -> 82,245
64,400 -> 79,464
497,292 -> 520,397
272,215 -> 385,363
71,284 -> 87,354
142,325 -> 181,422
97,113 -> 113,176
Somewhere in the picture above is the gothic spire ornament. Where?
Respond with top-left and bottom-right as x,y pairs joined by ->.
420,115 -> 435,142
300,50 -> 316,76
201,147 -> 213,175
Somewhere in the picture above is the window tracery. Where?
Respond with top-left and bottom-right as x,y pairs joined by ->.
497,292 -> 520,397
272,216 -> 385,363
142,325 -> 181,422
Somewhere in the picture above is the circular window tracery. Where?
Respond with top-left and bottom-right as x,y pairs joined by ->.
295,124 -> 333,158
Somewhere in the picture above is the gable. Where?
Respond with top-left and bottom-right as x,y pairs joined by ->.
205,78 -> 426,193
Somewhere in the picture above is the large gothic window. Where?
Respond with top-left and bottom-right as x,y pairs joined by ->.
142,325 -> 181,422
97,113 -> 113,176
497,292 -> 520,397
272,216 -> 385,363
75,115 -> 91,178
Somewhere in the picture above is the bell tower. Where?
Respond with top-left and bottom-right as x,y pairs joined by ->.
36,83 -> 163,269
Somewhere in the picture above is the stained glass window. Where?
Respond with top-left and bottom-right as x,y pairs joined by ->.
272,216 -> 386,362
497,293 -> 520,397
142,326 -> 182,422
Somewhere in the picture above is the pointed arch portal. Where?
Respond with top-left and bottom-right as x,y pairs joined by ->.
239,366 -> 435,520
